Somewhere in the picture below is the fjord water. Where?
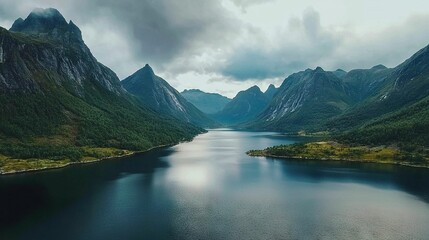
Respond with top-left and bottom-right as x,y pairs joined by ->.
1,130 -> 429,239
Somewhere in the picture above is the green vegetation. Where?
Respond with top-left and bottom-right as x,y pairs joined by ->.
0,86 -> 202,173
247,142 -> 429,168
0,147 -> 133,174
337,97 -> 429,147
0,24 -> 204,174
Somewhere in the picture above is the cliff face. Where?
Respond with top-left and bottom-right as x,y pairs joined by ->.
0,8 -> 203,162
122,65 -> 218,127
247,67 -> 352,131
0,8 -> 123,95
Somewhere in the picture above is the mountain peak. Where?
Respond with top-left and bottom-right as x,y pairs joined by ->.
10,8 -> 67,33
9,8 -> 83,43
122,67 -> 217,127
264,84 -> 278,99
182,89 -> 203,94
215,85 -> 270,125
234,85 -> 263,99
333,69 -> 347,78
371,64 -> 387,70
140,64 -> 155,75
248,85 -> 261,92
123,65 -> 156,85
265,84 -> 276,93
315,66 -> 324,72
31,8 -> 64,19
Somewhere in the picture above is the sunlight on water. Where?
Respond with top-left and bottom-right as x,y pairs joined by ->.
1,129 -> 429,240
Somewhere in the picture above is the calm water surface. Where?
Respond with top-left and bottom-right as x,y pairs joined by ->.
1,129 -> 429,239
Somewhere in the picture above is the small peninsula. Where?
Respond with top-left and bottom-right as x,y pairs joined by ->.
247,141 -> 429,168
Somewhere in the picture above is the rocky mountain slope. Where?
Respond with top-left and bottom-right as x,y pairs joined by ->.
0,8 -> 202,166
121,65 -> 218,127
245,43 -> 429,147
247,67 -> 352,131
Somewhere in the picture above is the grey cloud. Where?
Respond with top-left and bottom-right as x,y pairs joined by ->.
331,13 -> 429,70
0,0 -> 244,77
1,1 -> 429,85
231,0 -> 274,9
222,8 -> 343,80
79,0 -> 243,73
222,49 -> 305,80
222,8 -> 429,81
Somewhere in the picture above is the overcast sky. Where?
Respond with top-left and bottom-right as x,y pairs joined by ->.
1,0 -> 429,97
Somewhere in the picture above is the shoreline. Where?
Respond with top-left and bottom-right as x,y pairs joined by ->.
0,142 -> 182,176
247,152 -> 429,169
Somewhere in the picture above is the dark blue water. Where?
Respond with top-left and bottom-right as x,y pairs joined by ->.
1,129 -> 429,239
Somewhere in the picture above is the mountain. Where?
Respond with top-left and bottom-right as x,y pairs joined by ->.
248,67 -> 353,132
0,8 -> 202,167
264,84 -> 278,99
213,86 -> 270,125
247,44 -> 429,147
342,65 -> 393,102
121,65 -> 217,127
332,69 -> 347,78
181,89 -> 231,114
329,45 -> 429,131
338,97 -> 429,147
330,44 -> 429,146
10,8 -> 83,44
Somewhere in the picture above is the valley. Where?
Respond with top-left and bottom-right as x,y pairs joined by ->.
1,4 -> 429,240
1,8 -> 429,173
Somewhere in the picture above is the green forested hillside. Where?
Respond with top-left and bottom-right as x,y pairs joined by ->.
0,9 -> 202,172
338,97 -> 429,147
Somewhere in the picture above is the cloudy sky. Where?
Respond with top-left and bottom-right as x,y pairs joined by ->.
1,0 -> 429,97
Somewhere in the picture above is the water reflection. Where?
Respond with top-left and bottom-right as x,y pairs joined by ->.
270,158 -> 429,203
1,129 -> 429,240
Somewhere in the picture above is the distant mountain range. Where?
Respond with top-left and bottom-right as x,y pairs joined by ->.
121,65 -> 218,127
264,84 -> 278,99
0,8 -> 203,166
182,85 -> 277,126
1,7 -> 428,170
246,44 -> 429,147
331,44 -> 429,146
247,67 -> 353,131
181,89 -> 231,114
213,86 -> 272,125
